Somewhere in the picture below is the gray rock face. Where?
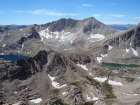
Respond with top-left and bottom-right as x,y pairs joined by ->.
0,50 -> 96,104
0,17 -> 117,56
89,24 -> 140,64
63,85 -> 84,105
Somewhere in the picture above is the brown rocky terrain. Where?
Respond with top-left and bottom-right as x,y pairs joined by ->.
0,17 -> 140,105
0,50 -> 140,105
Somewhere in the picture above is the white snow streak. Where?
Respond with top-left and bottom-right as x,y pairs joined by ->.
126,49 -> 129,53
39,28 -> 74,43
94,77 -> 107,82
86,94 -> 99,101
108,80 -> 123,86
30,98 -> 42,103
77,63 -> 88,70
62,91 -> 68,95
134,94 -> 138,95
2,44 -> 6,47
48,74 -> 67,88
131,48 -> 138,56
14,91 -> 17,94
89,73 -> 92,75
90,34 -> 104,40
101,54 -> 108,58
94,77 -> 123,86
108,45 -> 112,50
96,57 -> 102,63
22,44 -> 24,48
39,28 -> 52,39
0,53 -> 4,55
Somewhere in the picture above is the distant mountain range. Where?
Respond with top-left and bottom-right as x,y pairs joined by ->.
108,24 -> 135,30
0,24 -> 135,31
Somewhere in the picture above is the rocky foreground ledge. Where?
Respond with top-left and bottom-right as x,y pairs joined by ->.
1,50 -> 140,105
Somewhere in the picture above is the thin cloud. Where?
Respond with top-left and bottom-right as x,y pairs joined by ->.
82,4 -> 93,7
134,16 -> 140,19
14,9 -> 78,16
111,3 -> 116,6
93,14 -> 102,17
109,14 -> 125,18
0,11 -> 2,14
14,10 -> 25,13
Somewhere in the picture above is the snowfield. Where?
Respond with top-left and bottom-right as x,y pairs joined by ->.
39,28 -> 75,43
94,77 -> 123,86
94,77 -> 107,82
89,34 -> 105,43
2,44 -> 6,47
86,94 -> 99,101
131,48 -> 138,56
126,49 -> 129,53
30,98 -> 42,103
77,63 -> 88,70
101,54 -> 108,58
96,57 -> 102,63
90,34 -> 104,40
48,74 -> 67,88
108,45 -> 113,50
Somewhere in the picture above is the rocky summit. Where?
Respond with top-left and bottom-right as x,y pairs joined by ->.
0,17 -> 140,105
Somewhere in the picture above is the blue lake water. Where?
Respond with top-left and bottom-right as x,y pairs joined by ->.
0,55 -> 29,62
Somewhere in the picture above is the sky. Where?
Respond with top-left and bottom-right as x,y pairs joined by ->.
0,0 -> 140,25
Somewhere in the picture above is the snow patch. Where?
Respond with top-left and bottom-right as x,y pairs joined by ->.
101,54 -> 108,58
96,57 -> 102,63
86,94 -> 99,101
22,44 -> 24,48
30,98 -> 42,103
20,29 -> 23,30
134,94 -> 138,95
90,34 -> 104,40
39,28 -> 52,39
94,77 -> 123,86
77,63 -> 88,70
126,49 -> 129,53
0,53 -> 4,55
89,40 -> 96,43
41,37 -> 43,41
94,77 -> 107,82
131,48 -> 138,56
108,45 -> 112,50
2,44 -> 6,47
14,91 -> 17,94
48,74 -> 67,88
89,73 -> 92,75
62,91 -> 68,95
54,31 -> 59,39
39,28 -> 74,43
108,80 -> 123,86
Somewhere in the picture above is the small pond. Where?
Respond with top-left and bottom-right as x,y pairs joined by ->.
102,62 -> 140,68
0,54 -> 29,62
